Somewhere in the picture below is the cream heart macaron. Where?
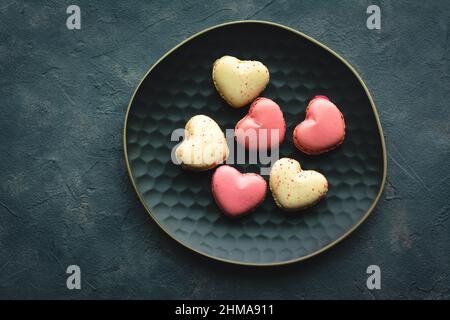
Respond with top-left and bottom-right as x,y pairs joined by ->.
269,158 -> 328,211
175,115 -> 229,171
212,55 -> 269,108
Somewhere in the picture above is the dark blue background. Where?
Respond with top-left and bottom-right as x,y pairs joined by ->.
0,0 -> 449,299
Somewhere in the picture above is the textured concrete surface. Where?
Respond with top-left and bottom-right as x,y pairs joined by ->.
0,0 -> 449,299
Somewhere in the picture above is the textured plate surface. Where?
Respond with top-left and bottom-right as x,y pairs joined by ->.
124,21 -> 386,265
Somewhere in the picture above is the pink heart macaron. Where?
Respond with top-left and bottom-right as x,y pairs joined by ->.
293,96 -> 345,155
212,165 -> 267,218
235,97 -> 286,151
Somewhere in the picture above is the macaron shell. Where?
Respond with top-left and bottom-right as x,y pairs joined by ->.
294,96 -> 345,155
212,165 -> 267,217
235,97 -> 286,150
175,115 -> 229,170
269,158 -> 328,211
212,56 -> 269,108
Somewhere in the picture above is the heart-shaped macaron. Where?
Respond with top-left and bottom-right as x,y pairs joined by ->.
212,55 -> 269,108
269,158 -> 328,211
175,115 -> 229,171
235,97 -> 286,151
212,165 -> 267,217
293,96 -> 345,155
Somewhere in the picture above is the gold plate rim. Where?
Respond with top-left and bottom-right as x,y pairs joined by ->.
123,20 -> 388,267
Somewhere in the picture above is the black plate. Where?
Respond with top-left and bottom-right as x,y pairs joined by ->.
124,21 -> 387,266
